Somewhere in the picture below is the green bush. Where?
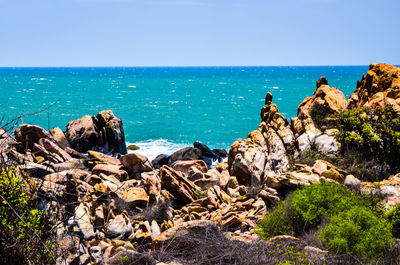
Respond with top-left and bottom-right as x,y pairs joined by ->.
325,105 -> 400,178
254,197 -> 299,238
255,181 -> 394,260
387,204 -> 400,238
318,206 -> 394,259
0,167 -> 55,264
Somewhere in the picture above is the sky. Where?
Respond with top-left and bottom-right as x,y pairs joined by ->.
0,0 -> 399,66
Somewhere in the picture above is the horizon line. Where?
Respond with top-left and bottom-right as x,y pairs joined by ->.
0,64 -> 386,68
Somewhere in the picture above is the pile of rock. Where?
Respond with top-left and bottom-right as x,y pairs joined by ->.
2,63 -> 399,264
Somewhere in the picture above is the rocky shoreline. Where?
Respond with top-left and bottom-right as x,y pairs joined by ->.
1,63 -> 400,264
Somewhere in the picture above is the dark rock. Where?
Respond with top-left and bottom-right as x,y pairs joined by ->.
93,110 -> 127,154
151,154 -> 169,169
194,141 -> 217,159
316,76 -> 328,88
212,148 -> 228,162
65,110 -> 127,155
265,92 -> 273,104
168,147 -> 202,165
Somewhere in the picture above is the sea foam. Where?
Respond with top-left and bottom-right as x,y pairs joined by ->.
126,139 -> 188,161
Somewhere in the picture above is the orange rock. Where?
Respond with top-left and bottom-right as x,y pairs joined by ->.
348,63 -> 400,113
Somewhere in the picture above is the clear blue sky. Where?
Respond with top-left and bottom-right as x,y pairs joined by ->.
0,0 -> 399,66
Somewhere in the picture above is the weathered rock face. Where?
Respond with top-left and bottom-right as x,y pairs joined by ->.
94,110 -> 127,155
228,138 -> 266,186
65,110 -> 127,155
297,79 -> 348,123
159,166 -> 200,204
348,63 -> 400,112
172,160 -> 208,176
15,124 -> 55,150
120,153 -> 154,174
228,93 -> 290,186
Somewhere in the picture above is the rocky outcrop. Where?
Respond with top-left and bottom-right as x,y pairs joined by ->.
228,93 -> 290,186
4,64 -> 400,264
65,110 -> 127,155
348,63 -> 400,112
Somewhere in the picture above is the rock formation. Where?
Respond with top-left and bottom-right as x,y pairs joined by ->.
2,63 -> 400,264
65,110 -> 127,155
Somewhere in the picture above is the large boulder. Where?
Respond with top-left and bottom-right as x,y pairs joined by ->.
159,166 -> 200,204
228,138 -> 266,186
348,63 -> 400,112
168,147 -> 203,165
65,110 -> 127,155
14,124 -> 56,150
120,153 -> 153,174
297,78 -> 348,125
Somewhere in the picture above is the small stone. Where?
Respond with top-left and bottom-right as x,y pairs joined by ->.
128,144 -> 140,151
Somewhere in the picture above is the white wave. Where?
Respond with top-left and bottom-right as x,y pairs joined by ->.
128,85 -> 136,88
126,139 -> 188,161
272,86 -> 279,89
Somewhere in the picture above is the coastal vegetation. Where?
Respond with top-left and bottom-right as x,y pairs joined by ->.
308,105 -> 400,181
255,181 -> 395,260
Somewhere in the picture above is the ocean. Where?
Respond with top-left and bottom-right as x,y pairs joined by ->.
0,66 -> 368,160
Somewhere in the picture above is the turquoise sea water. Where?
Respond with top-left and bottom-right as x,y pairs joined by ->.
0,66 -> 368,158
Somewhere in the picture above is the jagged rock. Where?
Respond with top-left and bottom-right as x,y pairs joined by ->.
65,115 -> 98,153
65,110 -> 127,154
313,134 -> 340,154
228,138 -> 266,186
14,124 -> 55,150
348,63 -> 400,112
172,160 -> 208,175
262,127 -> 289,176
21,162 -> 55,178
297,78 -> 347,124
168,147 -> 203,165
107,214 -> 133,239
92,164 -> 128,180
88,150 -> 121,165
212,148 -> 228,162
49,127 -> 70,148
68,203 -> 95,241
89,246 -> 105,265
265,170 -> 320,189
117,187 -> 149,208
194,141 -> 217,159
159,166 -> 200,204
316,76 -> 328,88
151,154 -> 169,169
39,138 -> 72,162
120,153 -> 153,174
51,159 -> 87,172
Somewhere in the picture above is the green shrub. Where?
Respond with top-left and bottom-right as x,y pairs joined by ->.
325,105 -> 400,178
0,167 -> 55,264
318,206 -> 394,259
255,181 -> 394,260
387,204 -> 400,238
254,197 -> 299,238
